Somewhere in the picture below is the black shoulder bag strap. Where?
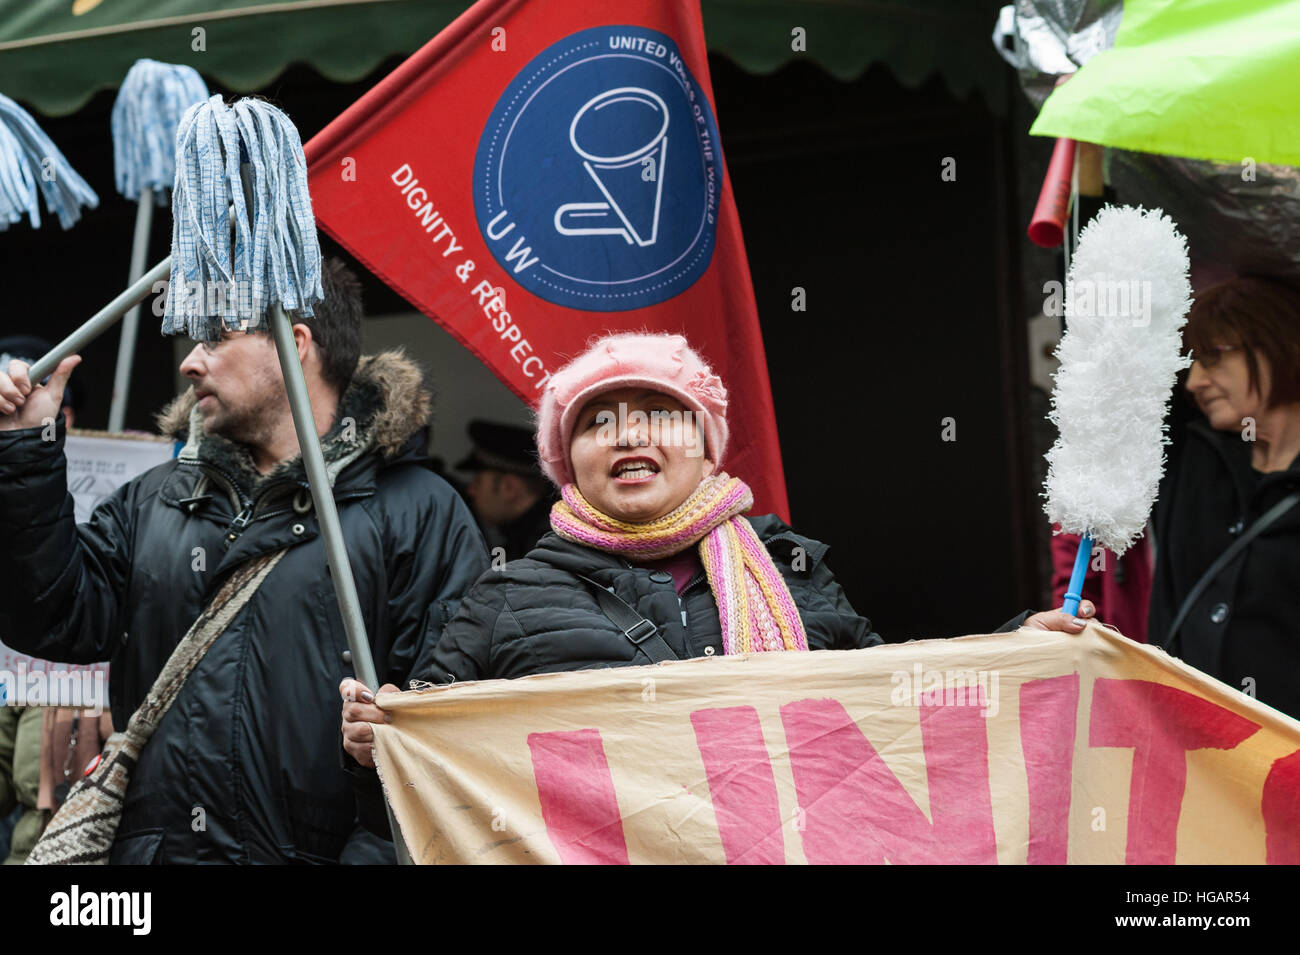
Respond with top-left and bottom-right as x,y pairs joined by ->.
1166,489 -> 1300,651
576,574 -> 680,664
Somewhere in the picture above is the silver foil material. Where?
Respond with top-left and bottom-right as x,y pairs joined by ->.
995,1 -> 1300,283
993,0 -> 1123,109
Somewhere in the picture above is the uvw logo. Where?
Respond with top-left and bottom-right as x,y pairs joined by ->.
554,87 -> 668,247
473,25 -> 722,311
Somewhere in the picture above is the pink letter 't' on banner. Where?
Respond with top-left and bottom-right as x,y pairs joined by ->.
1089,679 -> 1259,864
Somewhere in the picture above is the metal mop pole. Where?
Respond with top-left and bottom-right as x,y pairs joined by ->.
266,303 -> 414,866
30,256 -> 172,383
107,187 -> 155,431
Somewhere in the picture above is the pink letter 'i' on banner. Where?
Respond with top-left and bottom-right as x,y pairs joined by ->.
528,729 -> 630,865
690,706 -> 785,864
1089,679 -> 1259,864
1019,674 -> 1080,864
780,698 -> 998,864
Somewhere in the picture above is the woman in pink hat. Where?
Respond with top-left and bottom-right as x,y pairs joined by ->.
341,332 -> 1092,773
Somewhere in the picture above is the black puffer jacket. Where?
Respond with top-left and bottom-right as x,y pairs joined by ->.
354,512 -> 1040,839
1150,418 -> 1300,717
0,351 -> 489,863
425,516 -> 880,683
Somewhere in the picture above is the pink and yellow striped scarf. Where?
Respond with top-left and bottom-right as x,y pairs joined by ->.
550,473 -> 809,655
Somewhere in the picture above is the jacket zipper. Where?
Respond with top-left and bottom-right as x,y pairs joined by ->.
225,506 -> 254,544
188,464 -> 254,545
184,461 -> 245,515
191,465 -> 310,545
217,478 -> 368,545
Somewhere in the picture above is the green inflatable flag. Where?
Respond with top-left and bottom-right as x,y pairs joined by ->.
1031,0 -> 1300,167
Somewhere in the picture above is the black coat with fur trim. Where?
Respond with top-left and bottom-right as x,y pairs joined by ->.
0,351 -> 489,864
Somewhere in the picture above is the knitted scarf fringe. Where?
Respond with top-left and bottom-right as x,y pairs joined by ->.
551,474 -> 809,654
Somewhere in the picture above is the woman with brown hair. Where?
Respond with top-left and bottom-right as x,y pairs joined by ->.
1150,275 -> 1300,717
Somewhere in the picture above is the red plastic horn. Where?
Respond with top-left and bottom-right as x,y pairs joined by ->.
1028,138 -> 1077,248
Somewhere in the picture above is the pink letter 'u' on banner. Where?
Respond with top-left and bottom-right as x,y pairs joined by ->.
528,729 -> 630,865
1089,679 -> 1259,865
690,706 -> 785,864
780,697 -> 998,864
1019,674 -> 1080,864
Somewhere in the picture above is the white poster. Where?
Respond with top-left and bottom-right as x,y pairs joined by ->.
0,431 -> 174,709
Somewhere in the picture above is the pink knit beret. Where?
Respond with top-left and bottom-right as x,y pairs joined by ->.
535,332 -> 730,488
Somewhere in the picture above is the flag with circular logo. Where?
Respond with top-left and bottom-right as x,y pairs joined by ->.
305,0 -> 789,518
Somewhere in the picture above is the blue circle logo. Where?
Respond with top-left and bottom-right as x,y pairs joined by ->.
474,26 -> 723,311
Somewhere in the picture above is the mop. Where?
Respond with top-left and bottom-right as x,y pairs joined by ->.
1044,205 -> 1193,614
107,60 -> 208,431
0,93 -> 98,231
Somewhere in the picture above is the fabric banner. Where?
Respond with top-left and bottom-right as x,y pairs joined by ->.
303,0 -> 790,519
0,430 -> 173,710
372,623 -> 1300,864
1031,0 -> 1300,166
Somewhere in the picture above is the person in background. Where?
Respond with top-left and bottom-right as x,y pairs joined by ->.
0,335 -> 87,865
0,695 -> 41,865
1149,275 -> 1300,718
458,418 -> 558,562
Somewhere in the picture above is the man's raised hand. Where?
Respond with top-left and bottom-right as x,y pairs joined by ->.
0,356 -> 80,432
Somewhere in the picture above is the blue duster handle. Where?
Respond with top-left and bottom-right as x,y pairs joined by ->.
1062,532 -> 1093,616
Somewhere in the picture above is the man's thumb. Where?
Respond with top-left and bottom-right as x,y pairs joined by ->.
44,355 -> 81,402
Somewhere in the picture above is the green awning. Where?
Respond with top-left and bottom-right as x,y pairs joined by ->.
0,0 -> 1004,117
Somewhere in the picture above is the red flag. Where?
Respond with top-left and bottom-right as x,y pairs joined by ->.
304,0 -> 789,518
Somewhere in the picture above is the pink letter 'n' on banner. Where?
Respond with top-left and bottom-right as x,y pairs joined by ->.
690,706 -> 785,865
1089,679 -> 1259,864
1263,749 -> 1300,864
528,729 -> 629,865
780,698 -> 997,864
1019,674 -> 1079,864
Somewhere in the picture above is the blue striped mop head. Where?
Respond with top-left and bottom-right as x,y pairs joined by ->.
163,95 -> 323,341
111,59 -> 209,203
0,93 -> 100,231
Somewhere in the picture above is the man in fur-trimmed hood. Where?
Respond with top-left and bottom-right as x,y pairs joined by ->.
0,259 -> 489,864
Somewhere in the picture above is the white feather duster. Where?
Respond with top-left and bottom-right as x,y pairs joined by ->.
1043,205 -> 1193,555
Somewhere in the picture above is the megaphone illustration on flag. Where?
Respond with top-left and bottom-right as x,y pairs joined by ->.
554,87 -> 668,247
